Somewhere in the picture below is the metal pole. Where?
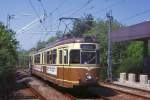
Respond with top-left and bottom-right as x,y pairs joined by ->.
6,15 -> 10,29
6,14 -> 15,29
106,11 -> 113,82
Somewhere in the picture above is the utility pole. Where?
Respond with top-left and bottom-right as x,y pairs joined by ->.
6,14 -> 15,29
106,11 -> 113,82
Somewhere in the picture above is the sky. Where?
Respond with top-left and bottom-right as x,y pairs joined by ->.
0,0 -> 150,50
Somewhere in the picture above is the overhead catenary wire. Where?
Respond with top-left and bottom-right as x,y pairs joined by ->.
70,0 -> 93,16
51,0 -> 94,36
41,0 -> 67,41
49,0 -> 66,15
56,0 -> 93,20
57,0 -> 93,32
16,15 -> 45,33
94,0 -> 126,14
37,0 -> 47,13
120,8 -> 150,22
37,0 -> 48,22
28,0 -> 48,34
57,0 -> 122,33
17,0 -> 67,45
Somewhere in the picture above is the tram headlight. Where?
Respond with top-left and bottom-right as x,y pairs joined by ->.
87,75 -> 92,80
86,73 -> 92,80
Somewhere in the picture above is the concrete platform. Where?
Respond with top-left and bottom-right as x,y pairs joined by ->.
113,81 -> 150,92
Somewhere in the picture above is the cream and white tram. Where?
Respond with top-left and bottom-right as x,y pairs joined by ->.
29,36 -> 100,88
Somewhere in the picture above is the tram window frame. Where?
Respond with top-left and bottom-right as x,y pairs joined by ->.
59,50 -> 63,64
64,49 -> 68,64
70,49 -> 80,64
81,51 -> 96,64
42,53 -> 44,64
44,52 -> 47,64
47,51 -> 50,64
96,50 -> 100,64
52,49 -> 57,64
34,54 -> 40,64
50,50 -> 52,64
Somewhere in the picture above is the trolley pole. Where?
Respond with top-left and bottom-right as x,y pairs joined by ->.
106,11 -> 113,82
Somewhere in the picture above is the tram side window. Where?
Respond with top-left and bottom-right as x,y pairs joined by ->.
47,51 -> 50,64
64,49 -> 68,64
59,50 -> 62,64
34,54 -> 40,64
70,50 -> 80,64
52,49 -> 57,64
96,50 -> 100,64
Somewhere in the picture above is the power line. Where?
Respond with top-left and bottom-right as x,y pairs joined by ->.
37,0 -> 47,13
55,0 -> 93,32
70,0 -> 93,16
28,0 -> 48,33
50,0 -> 66,15
19,0 -> 66,42
56,0 -> 93,19
28,0 -> 41,19
94,0 -> 125,14
120,8 -> 150,22
41,0 -> 67,41
16,15 -> 45,33
37,0 -> 47,21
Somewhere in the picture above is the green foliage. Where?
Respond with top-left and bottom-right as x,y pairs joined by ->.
34,31 -> 62,50
18,50 -> 29,68
71,14 -> 94,36
0,22 -> 18,99
36,41 -> 47,50
117,42 -> 143,74
47,35 -> 57,43
86,20 -> 124,66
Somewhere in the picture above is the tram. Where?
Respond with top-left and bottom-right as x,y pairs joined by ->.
29,36 -> 100,88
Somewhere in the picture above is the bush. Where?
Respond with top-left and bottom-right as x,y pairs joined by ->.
0,23 -> 18,100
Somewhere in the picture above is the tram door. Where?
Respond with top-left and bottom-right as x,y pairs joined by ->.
62,48 -> 68,86
29,56 -> 33,74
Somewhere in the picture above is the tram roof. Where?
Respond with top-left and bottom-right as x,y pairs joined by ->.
46,36 -> 98,48
34,36 -> 99,53
110,21 -> 150,42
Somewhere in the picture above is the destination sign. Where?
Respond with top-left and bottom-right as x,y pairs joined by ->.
80,44 -> 96,50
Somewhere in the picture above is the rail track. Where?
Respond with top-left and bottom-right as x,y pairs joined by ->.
99,82 -> 150,100
16,69 -> 150,100
16,69 -> 77,100
29,86 -> 46,100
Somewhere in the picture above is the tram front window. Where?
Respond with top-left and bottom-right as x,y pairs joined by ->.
70,50 -> 80,64
70,49 -> 99,64
81,51 -> 96,64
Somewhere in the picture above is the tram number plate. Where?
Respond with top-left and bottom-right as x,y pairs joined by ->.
47,66 -> 57,75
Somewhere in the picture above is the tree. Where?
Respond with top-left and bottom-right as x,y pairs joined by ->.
18,49 -> 29,68
0,22 -> 18,100
117,41 -> 143,75
36,41 -> 47,50
71,14 -> 94,37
